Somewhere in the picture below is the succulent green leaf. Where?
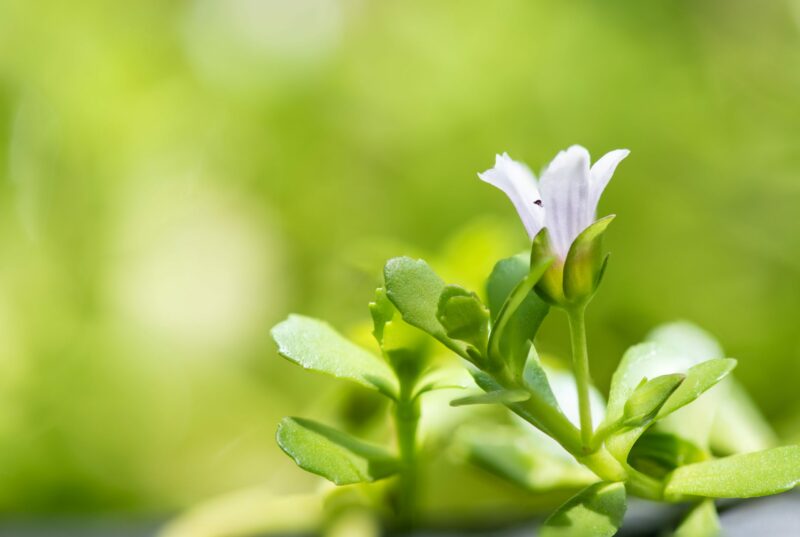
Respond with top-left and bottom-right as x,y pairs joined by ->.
541,482 -> 627,537
276,417 -> 401,485
656,359 -> 736,419
606,342 -> 685,423
436,285 -> 490,354
522,348 -> 560,411
486,253 -> 528,321
271,315 -> 397,396
605,343 -> 734,426
450,389 -> 530,407
673,500 -> 720,537
563,215 -> 615,302
623,374 -> 685,427
627,431 -> 707,480
665,445 -> 800,499
383,257 -> 467,358
486,253 -> 551,372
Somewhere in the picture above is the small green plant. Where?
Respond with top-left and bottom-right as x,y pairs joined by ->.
272,146 -> 800,536
271,290 -> 456,530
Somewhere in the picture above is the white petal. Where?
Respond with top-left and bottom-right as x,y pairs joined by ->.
539,145 -> 592,259
589,149 -> 629,217
478,153 -> 545,240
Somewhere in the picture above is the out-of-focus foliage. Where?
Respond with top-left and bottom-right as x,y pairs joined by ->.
0,0 -> 798,516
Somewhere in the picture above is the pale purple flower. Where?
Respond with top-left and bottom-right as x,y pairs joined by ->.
478,145 -> 629,260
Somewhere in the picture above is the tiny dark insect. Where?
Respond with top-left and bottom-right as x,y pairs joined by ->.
534,200 -> 543,207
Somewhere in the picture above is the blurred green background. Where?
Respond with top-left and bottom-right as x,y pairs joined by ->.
0,0 -> 799,519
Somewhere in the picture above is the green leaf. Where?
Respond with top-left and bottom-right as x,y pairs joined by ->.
436,285 -> 490,353
665,445 -> 800,499
563,215 -> 615,302
369,287 -> 395,345
605,343 -> 734,426
486,254 -> 528,322
605,342 -> 689,424
673,500 -> 720,537
486,252 -> 551,372
450,389 -> 530,407
532,228 -> 566,305
623,374 -> 685,427
656,359 -> 736,419
627,431 -> 706,480
276,417 -> 400,485
383,257 -> 467,357
522,347 -> 560,411
541,482 -> 627,537
271,315 -> 397,396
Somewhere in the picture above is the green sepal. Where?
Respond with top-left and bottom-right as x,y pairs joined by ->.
673,500 -> 720,537
540,482 -> 627,537
563,215 -> 615,303
276,417 -> 401,485
271,315 -> 398,398
383,257 -> 469,359
450,389 -> 530,407
623,374 -> 685,427
664,444 -> 800,500
532,228 -> 566,306
436,285 -> 490,358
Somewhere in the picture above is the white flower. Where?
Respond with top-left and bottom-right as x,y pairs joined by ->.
478,145 -> 629,260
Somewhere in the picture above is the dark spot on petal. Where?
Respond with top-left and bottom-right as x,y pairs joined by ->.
533,199 -> 543,207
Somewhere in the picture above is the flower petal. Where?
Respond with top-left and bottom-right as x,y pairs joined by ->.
539,145 -> 592,259
589,149 -> 629,217
478,153 -> 545,240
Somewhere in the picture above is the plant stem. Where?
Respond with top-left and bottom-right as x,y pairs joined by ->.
394,385 -> 420,529
567,305 -> 593,450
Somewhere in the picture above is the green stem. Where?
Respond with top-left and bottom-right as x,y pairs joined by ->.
394,385 -> 420,529
567,305 -> 593,450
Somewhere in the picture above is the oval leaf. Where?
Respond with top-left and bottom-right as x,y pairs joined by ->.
486,253 -> 551,372
383,257 -> 467,357
605,343 -> 733,426
624,373 -> 685,427
673,500 -> 720,537
272,315 -> 397,396
276,417 -> 400,485
450,389 -> 530,407
541,481 -> 627,537
436,285 -> 490,353
656,359 -> 736,419
665,445 -> 800,499
486,254 -> 529,322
